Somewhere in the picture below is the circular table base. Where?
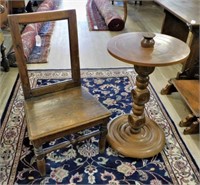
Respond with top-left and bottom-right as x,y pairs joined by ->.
107,115 -> 165,158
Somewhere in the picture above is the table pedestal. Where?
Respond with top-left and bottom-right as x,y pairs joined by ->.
107,115 -> 165,158
107,32 -> 190,158
107,65 -> 165,158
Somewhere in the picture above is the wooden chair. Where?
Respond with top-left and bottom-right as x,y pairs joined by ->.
8,9 -> 111,176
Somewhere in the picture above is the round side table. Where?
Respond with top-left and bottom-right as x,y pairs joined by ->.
107,32 -> 190,158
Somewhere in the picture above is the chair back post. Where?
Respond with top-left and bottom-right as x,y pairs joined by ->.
68,11 -> 81,84
8,9 -> 81,99
8,15 -> 31,99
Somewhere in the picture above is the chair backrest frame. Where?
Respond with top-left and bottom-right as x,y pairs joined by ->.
8,9 -> 81,99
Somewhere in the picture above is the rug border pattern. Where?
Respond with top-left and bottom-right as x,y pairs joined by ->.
0,69 -> 199,185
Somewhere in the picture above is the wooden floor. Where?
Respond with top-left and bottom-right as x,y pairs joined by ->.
0,0 -> 199,167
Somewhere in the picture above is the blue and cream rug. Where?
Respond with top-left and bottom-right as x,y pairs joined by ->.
0,69 -> 199,184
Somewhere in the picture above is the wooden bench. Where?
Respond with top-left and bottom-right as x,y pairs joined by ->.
171,80 -> 199,134
8,0 -> 31,13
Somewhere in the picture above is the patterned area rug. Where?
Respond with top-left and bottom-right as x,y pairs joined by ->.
27,21 -> 55,64
86,0 -> 108,30
22,0 -> 60,64
0,69 -> 199,184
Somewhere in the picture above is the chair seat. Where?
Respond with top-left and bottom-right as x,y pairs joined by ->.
25,86 -> 111,141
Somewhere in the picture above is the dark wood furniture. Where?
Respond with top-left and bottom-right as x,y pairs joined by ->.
171,80 -> 199,134
135,1 -> 142,5
155,0 -> 200,79
0,4 -> 9,71
155,0 -> 199,134
8,0 -> 26,13
8,9 -> 111,176
0,32 -> 9,71
8,0 -> 32,13
155,0 -> 199,80
107,32 -> 190,158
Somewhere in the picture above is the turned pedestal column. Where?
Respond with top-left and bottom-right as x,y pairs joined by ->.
107,32 -> 190,158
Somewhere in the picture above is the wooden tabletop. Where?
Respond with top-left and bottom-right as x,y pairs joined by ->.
107,32 -> 190,67
155,0 -> 200,26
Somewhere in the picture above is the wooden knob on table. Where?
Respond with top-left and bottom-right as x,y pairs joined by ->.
141,32 -> 155,48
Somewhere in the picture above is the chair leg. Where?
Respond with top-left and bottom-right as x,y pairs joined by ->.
34,146 -> 46,176
99,122 -> 108,153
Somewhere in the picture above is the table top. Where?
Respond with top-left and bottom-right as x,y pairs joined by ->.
155,0 -> 200,26
107,32 -> 190,67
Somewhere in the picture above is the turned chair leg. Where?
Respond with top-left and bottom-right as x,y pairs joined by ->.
34,146 -> 46,176
99,122 -> 108,153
